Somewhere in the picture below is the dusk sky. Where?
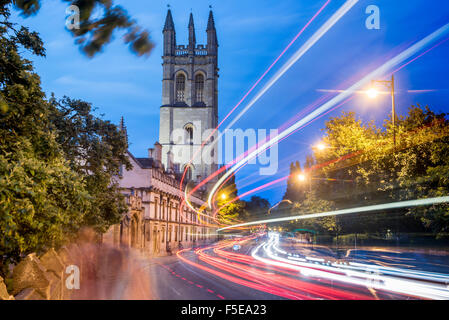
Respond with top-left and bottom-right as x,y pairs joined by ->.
13,0 -> 449,204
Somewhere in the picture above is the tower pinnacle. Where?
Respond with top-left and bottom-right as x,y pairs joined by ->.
119,116 -> 128,147
188,12 -> 196,50
163,9 -> 175,31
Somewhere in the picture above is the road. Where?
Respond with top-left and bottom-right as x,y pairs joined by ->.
143,233 -> 449,300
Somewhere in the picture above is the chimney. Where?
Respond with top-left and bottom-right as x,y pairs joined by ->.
154,142 -> 162,166
148,148 -> 154,159
167,150 -> 174,173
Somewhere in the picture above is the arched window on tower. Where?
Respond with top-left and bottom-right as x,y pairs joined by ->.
195,74 -> 204,103
176,73 -> 186,102
184,165 -> 193,181
184,124 -> 194,145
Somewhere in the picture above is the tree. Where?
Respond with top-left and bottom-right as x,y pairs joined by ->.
283,161 -> 306,202
49,96 -> 131,232
289,191 -> 338,235
245,196 -> 270,221
9,0 -> 154,57
0,12 -> 90,269
285,106 -> 449,239
0,6 -> 131,273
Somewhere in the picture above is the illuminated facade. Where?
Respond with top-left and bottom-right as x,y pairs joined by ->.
103,10 -> 219,255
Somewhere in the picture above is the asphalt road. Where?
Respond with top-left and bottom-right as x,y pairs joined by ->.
146,252 -> 285,300
142,236 -> 449,300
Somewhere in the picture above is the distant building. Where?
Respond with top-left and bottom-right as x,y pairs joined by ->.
103,9 -> 220,255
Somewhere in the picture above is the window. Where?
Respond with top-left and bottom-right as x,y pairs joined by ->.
184,165 -> 193,181
185,125 -> 193,144
176,73 -> 186,102
195,74 -> 204,103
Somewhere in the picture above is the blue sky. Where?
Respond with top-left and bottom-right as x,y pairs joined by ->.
13,0 -> 449,204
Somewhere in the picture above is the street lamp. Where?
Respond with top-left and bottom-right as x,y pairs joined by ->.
315,142 -> 327,151
366,87 -> 379,99
220,193 -> 227,200
313,142 -> 336,151
297,173 -> 312,192
366,74 -> 397,147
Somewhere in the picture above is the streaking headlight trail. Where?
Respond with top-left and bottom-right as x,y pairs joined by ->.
252,233 -> 449,300
217,196 -> 449,231
208,22 -> 449,208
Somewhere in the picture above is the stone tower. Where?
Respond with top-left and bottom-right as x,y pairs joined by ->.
159,9 -> 219,185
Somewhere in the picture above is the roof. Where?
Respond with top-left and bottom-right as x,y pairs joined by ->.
135,158 -> 154,169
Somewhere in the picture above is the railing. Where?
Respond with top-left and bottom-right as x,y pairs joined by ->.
194,49 -> 208,56
175,45 -> 209,56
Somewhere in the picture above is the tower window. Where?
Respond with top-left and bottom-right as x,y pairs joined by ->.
184,165 -> 193,181
185,124 -> 194,144
195,74 -> 204,103
176,73 -> 186,102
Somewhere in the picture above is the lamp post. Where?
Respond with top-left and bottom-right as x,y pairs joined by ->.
297,173 -> 312,192
367,74 -> 397,147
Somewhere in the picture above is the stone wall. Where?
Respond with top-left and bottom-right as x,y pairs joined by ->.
0,247 -> 75,300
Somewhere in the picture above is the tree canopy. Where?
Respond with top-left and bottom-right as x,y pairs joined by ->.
8,0 -> 154,57
282,106 -> 449,239
0,5 -> 130,273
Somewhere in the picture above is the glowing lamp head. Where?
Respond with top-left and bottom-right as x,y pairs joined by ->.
316,143 -> 326,151
297,174 -> 306,182
366,88 -> 379,99
221,193 -> 227,200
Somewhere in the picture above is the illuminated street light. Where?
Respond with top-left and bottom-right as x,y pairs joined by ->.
366,74 -> 397,147
366,87 -> 379,99
316,142 -> 327,151
297,173 -> 306,182
221,193 -> 227,200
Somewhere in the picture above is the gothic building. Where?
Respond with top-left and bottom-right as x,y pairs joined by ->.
102,9 -> 219,255
159,9 -> 219,185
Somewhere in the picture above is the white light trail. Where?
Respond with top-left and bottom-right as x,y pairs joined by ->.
222,0 -> 359,131
200,0 -> 359,208
217,196 -> 449,231
209,21 -> 449,208
252,234 -> 449,299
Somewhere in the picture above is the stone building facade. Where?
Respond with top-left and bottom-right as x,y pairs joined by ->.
159,9 -> 219,185
103,9 -> 220,255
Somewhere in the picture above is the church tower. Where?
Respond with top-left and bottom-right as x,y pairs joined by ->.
159,9 -> 219,186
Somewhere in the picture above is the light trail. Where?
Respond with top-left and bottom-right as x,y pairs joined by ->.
220,0 -> 359,132
253,233 -> 449,300
178,0 -> 332,200
180,0 -> 357,215
215,116 -> 449,220
200,0 -> 359,204
208,22 -> 449,208
217,196 -> 449,231
215,113 -> 443,210
178,236 -> 373,299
